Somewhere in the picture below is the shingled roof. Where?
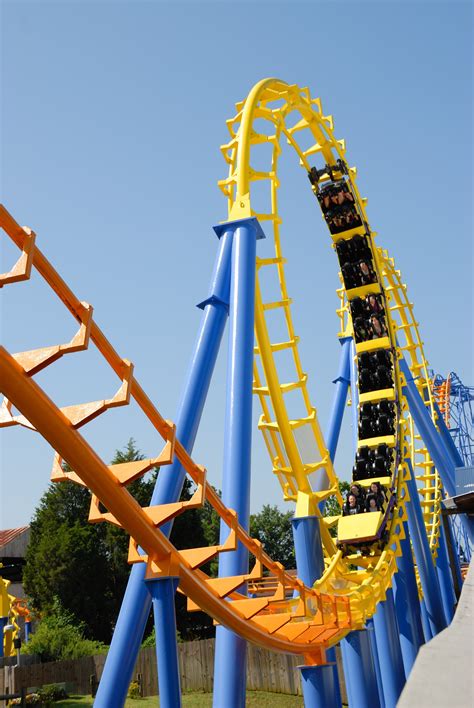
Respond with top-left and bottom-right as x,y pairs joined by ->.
0,527 -> 30,549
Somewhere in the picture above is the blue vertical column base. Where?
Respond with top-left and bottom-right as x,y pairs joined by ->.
292,517 -> 341,706
299,663 -> 338,708
372,589 -> 406,708
0,617 -> 7,658
147,577 -> 181,708
341,629 -> 381,708
213,627 -> 247,708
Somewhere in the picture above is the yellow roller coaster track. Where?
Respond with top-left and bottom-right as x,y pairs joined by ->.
0,78 -> 444,660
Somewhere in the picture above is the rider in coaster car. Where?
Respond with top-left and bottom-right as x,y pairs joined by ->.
350,483 -> 366,512
370,314 -> 387,339
350,296 -> 367,319
342,263 -> 359,290
343,493 -> 361,516
352,234 -> 372,261
358,259 -> 375,285
366,494 -> 381,512
370,481 -> 387,508
335,238 -> 351,265
354,316 -> 371,343
366,293 -> 384,315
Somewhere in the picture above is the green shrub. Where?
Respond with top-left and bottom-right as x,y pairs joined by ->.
23,599 -> 107,662
127,680 -> 142,699
38,684 -> 68,702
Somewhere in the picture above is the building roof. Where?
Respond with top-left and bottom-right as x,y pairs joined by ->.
0,527 -> 30,550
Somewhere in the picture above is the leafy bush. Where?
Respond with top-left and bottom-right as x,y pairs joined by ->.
38,684 -> 68,702
127,681 -> 142,699
23,599 -> 107,662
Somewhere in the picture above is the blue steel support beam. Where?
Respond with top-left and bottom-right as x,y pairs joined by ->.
393,526 -> 424,677
212,218 -> 262,708
432,399 -> 464,468
0,617 -> 6,658
342,337 -> 386,707
400,359 -> 456,493
147,578 -> 181,708
419,600 -> 433,642
405,459 -> 448,635
292,518 -> 342,708
95,228 -> 234,708
340,629 -> 381,708
397,525 -> 425,652
366,618 -> 386,708
443,514 -> 464,592
298,665 -> 339,708
371,588 -> 406,708
291,338 -> 350,705
435,524 -> 456,623
349,338 -> 359,452
24,621 -> 31,643
326,337 -> 352,462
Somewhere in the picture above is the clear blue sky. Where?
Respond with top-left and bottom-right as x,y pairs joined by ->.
1,1 -> 472,529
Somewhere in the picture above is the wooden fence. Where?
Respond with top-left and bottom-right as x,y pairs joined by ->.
2,639 -> 347,703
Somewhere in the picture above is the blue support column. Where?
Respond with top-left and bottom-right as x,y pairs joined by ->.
0,617 -> 6,658
393,534 -> 424,677
340,629 -> 381,708
349,338 -> 359,452
24,620 -> 31,643
435,524 -> 456,623
293,338 -> 350,704
405,459 -> 448,635
419,599 -> 433,642
432,400 -> 464,468
397,525 -> 425,654
366,618 -> 386,708
338,338 -> 387,706
443,514 -> 464,592
326,337 -> 351,462
95,227 -> 234,707
147,578 -> 181,708
292,518 -> 342,708
212,218 -> 262,708
371,588 -> 406,708
298,664 -> 339,708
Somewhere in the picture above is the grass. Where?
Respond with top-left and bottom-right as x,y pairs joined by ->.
56,691 -> 304,706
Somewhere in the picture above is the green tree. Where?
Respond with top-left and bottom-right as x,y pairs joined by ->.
249,505 -> 295,569
23,439 -> 155,643
323,481 -> 351,517
323,481 -> 350,537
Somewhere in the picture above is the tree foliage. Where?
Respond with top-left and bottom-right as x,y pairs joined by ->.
323,481 -> 351,517
250,505 -> 295,569
23,439 -> 155,643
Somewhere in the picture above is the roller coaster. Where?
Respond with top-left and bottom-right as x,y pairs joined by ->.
0,79 -> 472,707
